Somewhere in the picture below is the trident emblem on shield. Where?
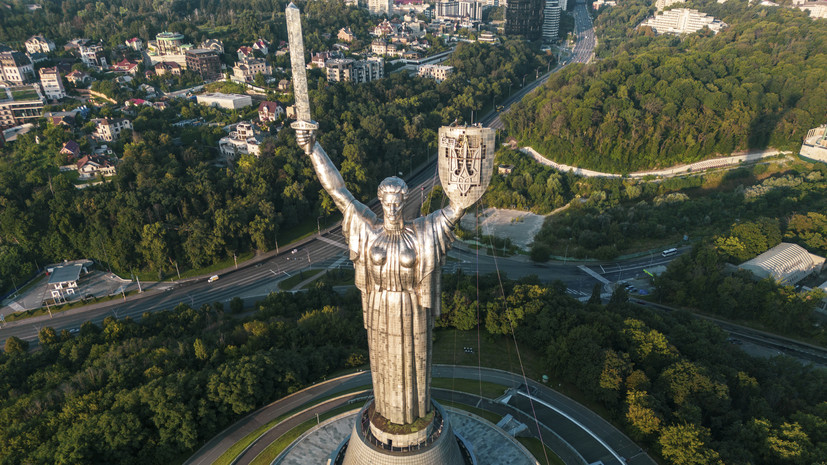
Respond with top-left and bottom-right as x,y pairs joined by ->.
438,125 -> 496,209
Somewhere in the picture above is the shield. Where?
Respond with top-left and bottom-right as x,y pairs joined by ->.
438,126 -> 496,209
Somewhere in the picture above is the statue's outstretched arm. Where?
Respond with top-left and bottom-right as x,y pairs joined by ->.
297,129 -> 355,213
441,202 -> 465,226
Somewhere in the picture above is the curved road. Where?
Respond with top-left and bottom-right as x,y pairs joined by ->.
184,365 -> 656,465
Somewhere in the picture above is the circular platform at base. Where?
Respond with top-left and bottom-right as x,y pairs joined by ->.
275,407 -> 537,465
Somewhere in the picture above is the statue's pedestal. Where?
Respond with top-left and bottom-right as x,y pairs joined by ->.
334,400 -> 474,465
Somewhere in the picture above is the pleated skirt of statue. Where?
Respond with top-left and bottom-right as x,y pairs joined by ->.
366,289 -> 430,425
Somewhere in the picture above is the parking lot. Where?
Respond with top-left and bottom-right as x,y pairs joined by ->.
0,268 -> 134,317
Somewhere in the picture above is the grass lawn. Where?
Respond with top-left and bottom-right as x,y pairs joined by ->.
301,268 -> 354,289
10,87 -> 39,101
278,269 -> 323,290
433,329 -> 546,381
439,400 -> 502,424
248,404 -> 359,465
432,378 -> 508,399
517,437 -> 566,465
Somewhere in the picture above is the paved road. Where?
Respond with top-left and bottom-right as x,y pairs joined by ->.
185,366 -> 656,465
487,1 -> 596,130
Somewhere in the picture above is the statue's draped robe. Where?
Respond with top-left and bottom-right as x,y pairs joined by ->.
342,201 -> 454,425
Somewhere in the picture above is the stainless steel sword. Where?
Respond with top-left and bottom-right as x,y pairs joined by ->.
286,2 -> 318,152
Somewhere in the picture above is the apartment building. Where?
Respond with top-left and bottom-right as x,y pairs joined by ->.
0,51 -> 35,85
639,8 -> 727,35
25,35 -> 56,54
39,67 -> 66,100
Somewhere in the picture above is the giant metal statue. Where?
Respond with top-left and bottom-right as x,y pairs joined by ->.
287,4 -> 494,463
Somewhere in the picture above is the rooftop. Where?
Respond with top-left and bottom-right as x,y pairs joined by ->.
48,264 -> 83,285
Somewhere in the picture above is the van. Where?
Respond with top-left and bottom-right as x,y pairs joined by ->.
661,248 -> 678,258
208,275 -> 219,283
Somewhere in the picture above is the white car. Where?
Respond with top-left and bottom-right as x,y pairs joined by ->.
208,275 -> 219,283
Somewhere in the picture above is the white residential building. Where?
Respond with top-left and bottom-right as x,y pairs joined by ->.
639,8 -> 727,35
125,37 -> 143,51
219,122 -> 261,158
258,101 -> 284,122
418,64 -> 454,83
79,44 -> 107,68
326,57 -> 384,83
25,35 -> 56,54
368,0 -> 393,15
77,155 -> 117,178
92,118 -> 132,141
39,67 -> 66,100
800,124 -> 827,163
0,51 -> 35,85
196,93 -> 253,110
232,58 -> 273,83
543,0 -> 561,43
435,1 -> 486,21
796,1 -> 827,18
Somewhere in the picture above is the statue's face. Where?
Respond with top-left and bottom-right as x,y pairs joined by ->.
381,192 -> 404,225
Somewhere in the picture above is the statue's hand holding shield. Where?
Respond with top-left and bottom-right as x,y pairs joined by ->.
437,126 -> 497,209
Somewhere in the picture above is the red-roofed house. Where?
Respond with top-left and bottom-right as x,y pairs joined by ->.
65,70 -> 90,85
237,46 -> 254,61
252,39 -> 270,55
258,101 -> 284,122
125,37 -> 143,51
77,155 -> 117,178
60,140 -> 81,159
112,59 -> 139,75
126,98 -> 149,107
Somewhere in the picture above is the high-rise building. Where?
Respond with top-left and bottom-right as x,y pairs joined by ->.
368,0 -> 392,15
505,0 -> 544,39
435,1 -> 486,20
185,49 -> 221,81
542,0 -> 561,43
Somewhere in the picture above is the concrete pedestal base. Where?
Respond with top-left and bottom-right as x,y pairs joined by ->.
335,400 -> 473,465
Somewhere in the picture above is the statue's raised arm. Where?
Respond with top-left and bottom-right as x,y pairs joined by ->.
296,129 -> 357,214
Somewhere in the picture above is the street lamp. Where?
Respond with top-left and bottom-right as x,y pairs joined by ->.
317,216 -> 322,235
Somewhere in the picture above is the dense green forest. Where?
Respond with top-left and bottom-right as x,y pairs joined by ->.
0,286 -> 365,464
505,0 -> 827,171
654,243 -> 826,344
511,154 -> 827,260
438,273 -> 827,465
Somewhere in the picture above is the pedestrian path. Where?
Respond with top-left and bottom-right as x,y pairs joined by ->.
522,147 -> 789,179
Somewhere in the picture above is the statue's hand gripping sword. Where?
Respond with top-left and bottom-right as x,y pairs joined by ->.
286,2 -> 318,154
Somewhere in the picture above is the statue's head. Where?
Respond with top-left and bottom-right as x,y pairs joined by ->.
378,176 -> 408,229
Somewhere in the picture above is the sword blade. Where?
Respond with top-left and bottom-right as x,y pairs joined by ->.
286,2 -> 311,123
